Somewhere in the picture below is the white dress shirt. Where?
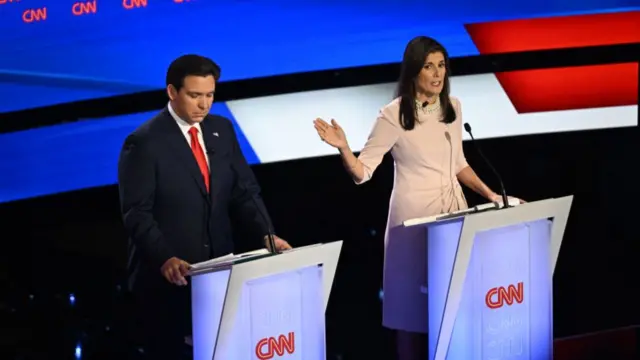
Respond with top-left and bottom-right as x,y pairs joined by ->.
167,102 -> 210,168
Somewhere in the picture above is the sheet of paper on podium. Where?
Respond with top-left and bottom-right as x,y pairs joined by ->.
189,248 -> 270,272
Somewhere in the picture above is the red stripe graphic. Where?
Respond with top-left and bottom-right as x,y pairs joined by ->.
465,11 -> 640,54
465,11 -> 639,113
494,62 -> 638,113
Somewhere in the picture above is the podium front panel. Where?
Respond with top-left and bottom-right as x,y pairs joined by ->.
192,269 -> 231,360
429,219 -> 553,360
214,264 -> 325,360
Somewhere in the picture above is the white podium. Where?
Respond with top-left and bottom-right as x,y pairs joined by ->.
189,241 -> 342,360
403,196 -> 573,360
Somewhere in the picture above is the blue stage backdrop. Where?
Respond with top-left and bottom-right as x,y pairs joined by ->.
0,0 -> 638,113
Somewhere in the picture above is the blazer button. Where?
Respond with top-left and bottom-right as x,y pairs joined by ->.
203,244 -> 209,248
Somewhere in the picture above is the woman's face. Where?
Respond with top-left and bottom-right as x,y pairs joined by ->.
415,51 -> 446,97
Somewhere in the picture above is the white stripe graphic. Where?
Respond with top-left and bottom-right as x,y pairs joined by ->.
226,74 -> 637,164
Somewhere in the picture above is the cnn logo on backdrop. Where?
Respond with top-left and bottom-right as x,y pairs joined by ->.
255,332 -> 295,359
485,282 -> 524,309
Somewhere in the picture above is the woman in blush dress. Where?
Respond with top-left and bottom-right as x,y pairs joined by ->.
314,36 -> 521,360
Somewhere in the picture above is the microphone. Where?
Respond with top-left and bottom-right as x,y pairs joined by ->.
258,202 -> 278,255
238,182 -> 279,254
463,123 -> 510,209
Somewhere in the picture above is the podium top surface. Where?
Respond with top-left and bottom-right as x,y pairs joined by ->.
403,196 -> 573,228
188,248 -> 273,275
188,243 -> 333,276
403,198 -> 520,227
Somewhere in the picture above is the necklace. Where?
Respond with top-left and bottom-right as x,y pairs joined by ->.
416,97 -> 441,114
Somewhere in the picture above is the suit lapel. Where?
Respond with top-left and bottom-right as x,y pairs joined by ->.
160,111 -> 210,200
201,119 -> 222,204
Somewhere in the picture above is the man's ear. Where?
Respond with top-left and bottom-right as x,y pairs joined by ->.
167,84 -> 177,101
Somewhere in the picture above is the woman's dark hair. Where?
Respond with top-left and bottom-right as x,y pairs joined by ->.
395,36 -> 456,130
166,54 -> 221,92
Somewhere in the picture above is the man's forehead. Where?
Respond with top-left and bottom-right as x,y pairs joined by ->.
181,76 -> 215,93
183,75 -> 215,85
182,87 -> 215,93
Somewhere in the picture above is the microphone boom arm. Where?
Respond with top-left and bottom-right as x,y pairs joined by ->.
463,123 -> 510,209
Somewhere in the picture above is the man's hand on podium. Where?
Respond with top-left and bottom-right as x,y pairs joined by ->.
265,235 -> 292,252
160,257 -> 191,286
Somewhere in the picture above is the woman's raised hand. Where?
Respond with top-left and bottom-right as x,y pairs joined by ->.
314,118 -> 348,149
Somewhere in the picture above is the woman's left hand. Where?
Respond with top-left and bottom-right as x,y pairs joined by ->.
489,193 -> 526,205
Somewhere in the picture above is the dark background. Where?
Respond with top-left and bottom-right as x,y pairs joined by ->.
0,44 -> 638,359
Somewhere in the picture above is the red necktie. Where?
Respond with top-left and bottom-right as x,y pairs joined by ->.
188,127 -> 210,192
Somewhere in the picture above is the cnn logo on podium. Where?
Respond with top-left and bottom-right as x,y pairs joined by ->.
255,332 -> 295,359
485,282 -> 524,309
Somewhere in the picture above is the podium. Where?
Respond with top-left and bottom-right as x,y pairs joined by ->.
403,196 -> 573,360
188,241 -> 342,360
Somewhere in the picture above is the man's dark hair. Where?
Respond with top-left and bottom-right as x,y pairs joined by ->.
166,54 -> 221,92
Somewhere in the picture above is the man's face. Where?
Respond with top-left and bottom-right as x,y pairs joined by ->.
167,75 -> 215,124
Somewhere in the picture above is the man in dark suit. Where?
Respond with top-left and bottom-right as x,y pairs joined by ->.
117,54 -> 291,358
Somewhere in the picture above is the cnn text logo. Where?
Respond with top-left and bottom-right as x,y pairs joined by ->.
485,282 -> 524,309
255,332 -> 295,359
